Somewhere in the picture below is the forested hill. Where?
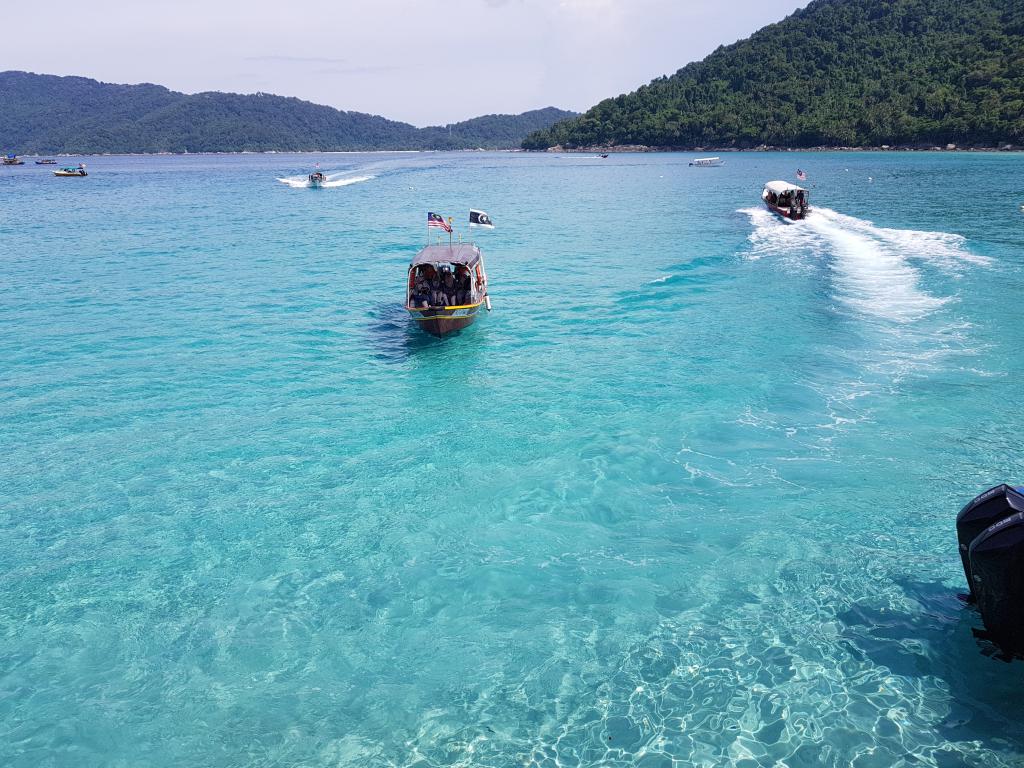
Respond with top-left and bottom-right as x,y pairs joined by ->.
524,0 -> 1024,150
0,71 -> 576,153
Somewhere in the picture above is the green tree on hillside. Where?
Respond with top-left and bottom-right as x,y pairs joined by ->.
523,0 -> 1024,150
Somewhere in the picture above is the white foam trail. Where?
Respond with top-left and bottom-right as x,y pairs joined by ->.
739,207 -> 825,263
276,173 -> 375,189
741,206 -> 984,324
322,174 -> 374,188
806,209 -> 947,323
814,208 -> 990,268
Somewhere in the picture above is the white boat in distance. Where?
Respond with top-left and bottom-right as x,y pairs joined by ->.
689,157 -> 724,167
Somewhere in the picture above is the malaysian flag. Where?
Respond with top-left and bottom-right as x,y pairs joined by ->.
796,169 -> 807,181
427,212 -> 451,233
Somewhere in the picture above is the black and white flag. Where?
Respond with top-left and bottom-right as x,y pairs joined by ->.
469,209 -> 494,229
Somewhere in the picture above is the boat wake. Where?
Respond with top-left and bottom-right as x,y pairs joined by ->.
740,206 -> 985,324
276,173 -> 375,189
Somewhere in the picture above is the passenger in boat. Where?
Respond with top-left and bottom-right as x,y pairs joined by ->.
455,267 -> 472,304
419,266 -> 438,307
410,269 -> 431,308
427,269 -> 445,307
441,270 -> 458,306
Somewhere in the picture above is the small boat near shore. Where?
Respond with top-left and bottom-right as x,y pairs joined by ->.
54,164 -> 87,177
3,153 -> 25,165
35,159 -> 57,165
762,180 -> 809,220
406,243 -> 490,337
689,156 -> 723,167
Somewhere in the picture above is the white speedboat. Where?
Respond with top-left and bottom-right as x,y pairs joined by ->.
689,157 -> 723,167
308,171 -> 325,188
54,164 -> 87,177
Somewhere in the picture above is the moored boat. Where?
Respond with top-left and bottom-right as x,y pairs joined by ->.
35,158 -> 57,164
762,180 -> 809,220
689,156 -> 723,167
3,153 -> 25,165
54,164 -> 87,177
406,243 -> 490,337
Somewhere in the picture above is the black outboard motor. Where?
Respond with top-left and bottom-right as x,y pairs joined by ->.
957,484 -> 1024,652
969,512 -> 1024,649
956,484 -> 1024,600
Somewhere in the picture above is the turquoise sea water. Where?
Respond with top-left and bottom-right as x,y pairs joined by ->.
2,151 -> 1024,767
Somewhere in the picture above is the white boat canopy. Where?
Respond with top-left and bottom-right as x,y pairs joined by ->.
763,180 -> 807,194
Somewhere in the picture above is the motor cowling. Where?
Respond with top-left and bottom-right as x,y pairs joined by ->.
956,484 -> 1024,600
969,512 -> 1024,650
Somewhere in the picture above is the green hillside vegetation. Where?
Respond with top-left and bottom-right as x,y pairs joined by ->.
0,71 -> 575,153
524,0 -> 1024,150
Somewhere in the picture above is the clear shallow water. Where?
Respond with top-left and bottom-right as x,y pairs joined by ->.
2,151 -> 1024,767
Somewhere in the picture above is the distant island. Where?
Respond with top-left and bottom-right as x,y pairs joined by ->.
524,0 -> 1024,151
0,71 -> 576,154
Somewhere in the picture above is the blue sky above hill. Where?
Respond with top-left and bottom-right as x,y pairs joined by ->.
5,0 -> 806,125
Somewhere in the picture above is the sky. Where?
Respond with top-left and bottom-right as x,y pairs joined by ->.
3,0 -> 808,126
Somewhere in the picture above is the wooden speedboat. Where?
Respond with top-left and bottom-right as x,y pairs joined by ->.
762,180 -> 809,220
54,164 -> 87,177
406,244 -> 490,337
689,156 -> 723,167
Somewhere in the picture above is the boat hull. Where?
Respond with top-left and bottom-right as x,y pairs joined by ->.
54,171 -> 87,177
764,201 -> 807,220
407,303 -> 483,337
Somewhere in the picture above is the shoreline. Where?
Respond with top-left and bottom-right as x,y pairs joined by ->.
3,149 -> 465,159
542,143 -> 1023,154
5,146 -> 1023,159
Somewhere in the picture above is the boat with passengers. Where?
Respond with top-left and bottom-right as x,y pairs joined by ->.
54,164 -> 87,177
406,243 -> 490,336
3,153 -> 24,165
689,156 -> 723,167
308,170 -> 326,187
762,180 -> 809,220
